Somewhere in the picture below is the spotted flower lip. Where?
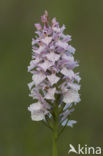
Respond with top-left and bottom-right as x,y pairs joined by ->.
41,36 -> 52,45
28,102 -> 49,121
46,51 -> 60,63
47,74 -> 60,85
45,88 -> 56,100
28,10 -> 81,126
39,60 -> 54,71
63,89 -> 80,104
60,67 -> 75,79
56,40 -> 69,50
33,46 -> 45,54
32,73 -> 46,86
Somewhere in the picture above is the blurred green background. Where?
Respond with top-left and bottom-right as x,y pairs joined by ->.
0,0 -> 103,155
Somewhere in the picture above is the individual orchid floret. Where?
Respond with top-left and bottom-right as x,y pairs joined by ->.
40,10 -> 50,26
28,102 -> 49,121
34,23 -> 42,31
62,119 -> 77,128
47,74 -> 60,85
27,11 -> 81,150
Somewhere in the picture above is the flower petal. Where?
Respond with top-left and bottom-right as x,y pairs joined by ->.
67,120 -> 77,127
68,82 -> 80,91
46,51 -> 60,63
39,60 -> 54,71
35,23 -> 42,30
45,88 -> 56,100
67,45 -> 76,54
32,73 -> 46,86
56,40 -> 68,50
33,46 -> 45,54
41,36 -> 52,45
63,89 -> 80,104
28,102 -> 48,121
47,74 -> 60,85
61,67 -> 75,79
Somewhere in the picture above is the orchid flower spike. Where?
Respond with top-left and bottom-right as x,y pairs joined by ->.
28,10 -> 81,138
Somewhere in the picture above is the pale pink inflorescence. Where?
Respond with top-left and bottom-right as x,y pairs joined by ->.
28,11 -> 81,127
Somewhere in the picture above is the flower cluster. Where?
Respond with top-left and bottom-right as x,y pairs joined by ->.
28,11 -> 81,128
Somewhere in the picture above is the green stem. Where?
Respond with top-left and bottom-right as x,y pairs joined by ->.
52,120 -> 58,156
52,100 -> 59,156
52,94 -> 62,156
52,133 -> 57,156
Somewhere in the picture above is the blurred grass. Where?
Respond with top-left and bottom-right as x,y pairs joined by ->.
0,0 -> 103,155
